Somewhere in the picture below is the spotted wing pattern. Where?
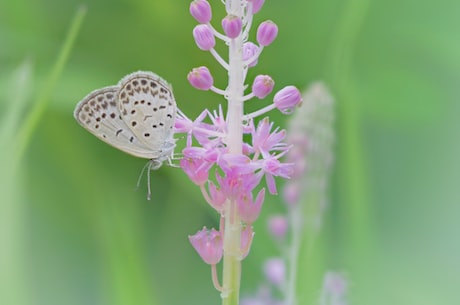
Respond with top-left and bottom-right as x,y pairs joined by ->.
117,71 -> 177,161
73,86 -> 161,159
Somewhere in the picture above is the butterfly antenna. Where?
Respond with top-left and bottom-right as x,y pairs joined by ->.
136,161 -> 150,190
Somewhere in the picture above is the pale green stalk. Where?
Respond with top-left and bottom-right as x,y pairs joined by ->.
0,7 -> 86,305
0,61 -> 33,305
284,83 -> 335,305
221,1 -> 245,304
14,6 -> 87,164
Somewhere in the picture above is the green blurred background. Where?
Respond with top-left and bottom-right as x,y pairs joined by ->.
1,0 -> 459,304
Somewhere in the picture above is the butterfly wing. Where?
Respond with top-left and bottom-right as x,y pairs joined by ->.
117,71 -> 177,161
73,86 -> 161,159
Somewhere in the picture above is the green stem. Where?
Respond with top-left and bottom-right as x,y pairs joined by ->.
14,5 -> 87,164
325,0 -> 373,263
221,200 -> 242,305
221,1 -> 245,304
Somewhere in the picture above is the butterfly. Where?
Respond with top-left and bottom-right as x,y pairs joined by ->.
74,71 -> 177,199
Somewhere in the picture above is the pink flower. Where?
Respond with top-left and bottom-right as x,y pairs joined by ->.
254,156 -> 294,194
240,226 -> 254,259
243,42 -> 260,67
251,117 -> 288,158
257,20 -> 278,46
252,75 -> 274,99
236,188 -> 265,223
190,0 -> 212,24
180,155 -> 211,186
189,227 -> 223,265
175,109 -> 210,147
267,215 -> 288,239
187,66 -> 214,90
206,180 -> 227,213
248,0 -> 265,14
222,15 -> 242,39
207,105 -> 228,135
215,165 -> 259,200
193,24 -> 215,50
282,181 -> 300,206
264,258 -> 285,286
273,86 -> 303,114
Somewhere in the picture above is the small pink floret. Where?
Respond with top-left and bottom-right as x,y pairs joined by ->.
248,0 -> 265,14
187,66 -> 214,90
282,182 -> 300,206
193,24 -> 215,50
189,227 -> 223,265
257,20 -> 278,46
252,75 -> 274,99
180,156 -> 210,186
236,188 -> 265,223
243,42 -> 259,67
222,15 -> 242,39
264,258 -> 286,286
267,215 -> 288,239
190,0 -> 212,24
240,226 -> 254,259
207,180 -> 226,212
273,86 -> 303,114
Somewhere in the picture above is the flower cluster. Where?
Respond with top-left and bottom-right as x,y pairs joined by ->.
176,0 -> 302,300
241,83 -> 336,305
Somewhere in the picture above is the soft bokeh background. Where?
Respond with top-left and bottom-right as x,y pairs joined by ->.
1,0 -> 459,305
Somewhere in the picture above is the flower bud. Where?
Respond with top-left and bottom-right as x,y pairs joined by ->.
248,0 -> 265,14
283,181 -> 300,205
273,86 -> 303,114
264,258 -> 286,286
243,42 -> 259,67
257,20 -> 278,46
222,15 -> 242,39
193,24 -> 215,50
252,75 -> 274,99
190,0 -> 212,23
267,215 -> 288,239
187,66 -> 214,90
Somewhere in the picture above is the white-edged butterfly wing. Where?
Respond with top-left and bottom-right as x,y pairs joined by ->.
116,71 -> 177,161
73,85 -> 163,159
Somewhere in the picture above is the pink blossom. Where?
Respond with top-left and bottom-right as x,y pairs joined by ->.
267,215 -> 288,239
193,24 -> 215,50
251,117 -> 288,158
189,227 -> 223,265
190,0 -> 212,24
257,21 -> 278,46
240,226 -> 254,259
253,156 -> 294,194
273,86 -> 303,114
187,66 -> 214,90
264,258 -> 285,286
222,15 -> 242,39
243,42 -> 260,67
206,180 -> 227,212
252,75 -> 274,99
248,0 -> 265,14
215,165 -> 260,200
236,188 -> 265,223
180,155 -> 211,186
282,181 -> 300,205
